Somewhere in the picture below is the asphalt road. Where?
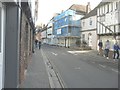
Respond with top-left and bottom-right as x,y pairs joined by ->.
42,44 -> 118,88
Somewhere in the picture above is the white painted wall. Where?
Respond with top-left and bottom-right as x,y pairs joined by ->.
81,15 -> 97,50
97,1 -> 120,34
81,30 -> 97,50
81,16 -> 97,31
41,30 -> 46,38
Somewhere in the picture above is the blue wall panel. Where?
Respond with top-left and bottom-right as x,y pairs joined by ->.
53,9 -> 81,37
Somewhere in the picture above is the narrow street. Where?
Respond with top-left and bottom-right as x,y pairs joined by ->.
41,44 -> 118,88
1,0 -> 120,89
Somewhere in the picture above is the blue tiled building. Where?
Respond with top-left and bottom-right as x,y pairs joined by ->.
53,4 -> 87,47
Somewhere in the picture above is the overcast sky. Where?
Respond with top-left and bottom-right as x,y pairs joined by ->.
36,0 -> 102,25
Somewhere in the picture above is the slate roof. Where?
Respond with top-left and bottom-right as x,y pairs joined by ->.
69,4 -> 87,14
81,7 -> 97,19
81,0 -> 110,19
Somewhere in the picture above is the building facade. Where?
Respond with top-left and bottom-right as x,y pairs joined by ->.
81,7 -> 97,50
0,1 -> 35,89
41,27 -> 47,44
46,19 -> 54,45
97,1 -> 120,51
53,4 -> 86,48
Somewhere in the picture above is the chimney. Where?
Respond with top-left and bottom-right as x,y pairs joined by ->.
53,13 -> 60,17
86,2 -> 91,13
61,10 -> 64,13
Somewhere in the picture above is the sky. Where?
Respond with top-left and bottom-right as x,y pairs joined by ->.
36,0 -> 102,26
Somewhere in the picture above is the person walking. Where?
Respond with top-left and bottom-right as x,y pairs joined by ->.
38,41 -> 41,50
35,39 -> 38,48
98,40 -> 103,55
113,42 -> 120,60
104,40 -> 110,59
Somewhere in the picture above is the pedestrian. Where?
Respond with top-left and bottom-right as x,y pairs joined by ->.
104,40 -> 110,59
35,39 -> 38,48
113,42 -> 120,60
98,40 -> 103,55
38,41 -> 41,49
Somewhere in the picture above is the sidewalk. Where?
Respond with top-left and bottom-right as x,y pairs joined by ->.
71,46 -> 119,61
20,49 -> 50,88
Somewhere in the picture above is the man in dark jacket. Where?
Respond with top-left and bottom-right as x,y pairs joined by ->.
98,40 -> 103,55
113,42 -> 120,60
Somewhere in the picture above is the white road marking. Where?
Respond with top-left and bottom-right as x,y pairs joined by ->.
99,64 -> 106,68
51,52 -> 58,56
111,69 -> 118,73
92,62 -> 95,64
75,67 -> 81,70
67,51 -> 90,54
73,54 -> 77,55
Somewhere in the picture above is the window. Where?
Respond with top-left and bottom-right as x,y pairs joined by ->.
68,26 -> 71,33
82,34 -> 85,40
115,25 -> 119,33
101,6 -> 104,15
103,6 -> 105,14
83,21 -> 85,27
97,8 -> 100,16
89,18 -> 92,25
105,5 -> 108,13
107,4 -> 109,13
111,3 -> 113,12
115,2 -> 118,10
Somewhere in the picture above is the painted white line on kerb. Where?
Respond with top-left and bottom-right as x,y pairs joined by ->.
111,69 -> 118,73
99,64 -> 106,68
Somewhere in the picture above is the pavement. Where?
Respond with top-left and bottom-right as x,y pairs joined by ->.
20,48 -> 50,88
67,46 -> 119,62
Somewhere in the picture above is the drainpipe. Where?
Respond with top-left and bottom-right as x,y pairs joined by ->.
65,37 -> 66,47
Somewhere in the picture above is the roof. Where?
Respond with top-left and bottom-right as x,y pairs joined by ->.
81,7 -> 97,19
97,1 -> 110,8
81,0 -> 111,19
69,4 -> 86,14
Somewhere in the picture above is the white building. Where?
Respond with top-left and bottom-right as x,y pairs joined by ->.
46,19 -> 54,45
41,29 -> 47,43
97,0 -> 120,50
81,7 -> 97,50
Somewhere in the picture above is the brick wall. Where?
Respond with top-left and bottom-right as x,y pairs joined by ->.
19,12 -> 33,85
